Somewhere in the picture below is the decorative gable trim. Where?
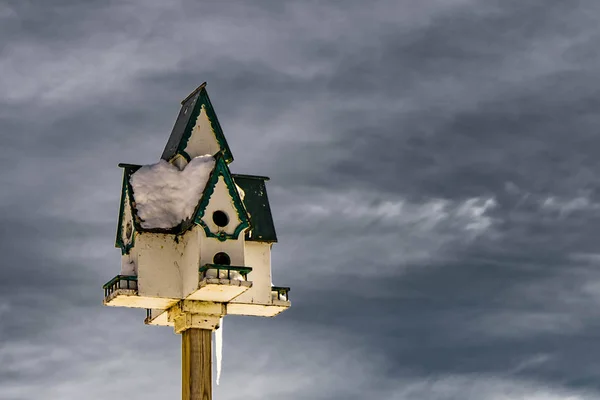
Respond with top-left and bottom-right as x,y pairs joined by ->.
193,155 -> 250,241
115,168 -> 139,255
162,84 -> 233,164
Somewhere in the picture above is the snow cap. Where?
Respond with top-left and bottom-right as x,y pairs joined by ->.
130,155 -> 215,229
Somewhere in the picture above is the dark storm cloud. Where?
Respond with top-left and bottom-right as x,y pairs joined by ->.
3,0 -> 600,399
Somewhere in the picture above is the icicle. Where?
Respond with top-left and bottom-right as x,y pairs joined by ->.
215,317 -> 223,385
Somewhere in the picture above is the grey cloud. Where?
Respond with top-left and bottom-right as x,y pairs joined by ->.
3,0 -> 600,399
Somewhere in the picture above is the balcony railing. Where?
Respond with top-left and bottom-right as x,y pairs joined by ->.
199,264 -> 252,281
103,275 -> 138,298
271,286 -> 290,301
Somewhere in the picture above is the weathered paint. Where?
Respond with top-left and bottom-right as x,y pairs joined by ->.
194,155 -> 250,241
120,251 -> 137,275
200,176 -> 244,237
183,105 -> 221,160
137,233 -> 185,299
107,84 -> 291,325
104,290 -> 178,309
175,314 -> 220,333
110,231 -> 289,316
181,228 -> 202,298
226,303 -> 289,317
146,308 -> 172,326
199,235 -> 245,268
187,278 -> 252,303
171,300 -> 226,317
169,300 -> 225,333
115,174 -> 136,254
230,241 -> 271,304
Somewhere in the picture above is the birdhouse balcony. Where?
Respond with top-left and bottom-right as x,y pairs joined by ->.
271,286 -> 290,303
103,274 -> 137,302
103,274 -> 179,309
145,308 -> 171,326
185,264 -> 253,303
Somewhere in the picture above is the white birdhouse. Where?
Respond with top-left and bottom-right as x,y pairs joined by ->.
103,83 -> 290,333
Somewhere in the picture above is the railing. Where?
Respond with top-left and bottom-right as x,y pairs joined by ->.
103,275 -> 138,298
199,264 -> 252,281
271,286 -> 290,301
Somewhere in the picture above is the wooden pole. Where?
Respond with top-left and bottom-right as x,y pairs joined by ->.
182,328 -> 212,400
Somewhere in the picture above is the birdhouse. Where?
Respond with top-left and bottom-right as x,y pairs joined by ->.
103,83 -> 290,333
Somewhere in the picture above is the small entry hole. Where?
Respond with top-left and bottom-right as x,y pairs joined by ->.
213,252 -> 231,265
212,210 -> 229,227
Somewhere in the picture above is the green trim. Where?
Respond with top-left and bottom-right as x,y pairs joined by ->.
232,173 -> 270,181
271,286 -> 290,301
193,155 -> 251,241
103,275 -> 138,298
124,167 -> 145,234
115,172 -> 126,250
118,163 -> 142,169
115,172 -> 136,255
202,90 -> 234,163
103,274 -> 138,289
115,164 -> 143,253
174,88 -> 234,164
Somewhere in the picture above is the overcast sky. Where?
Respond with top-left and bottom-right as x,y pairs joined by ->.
3,0 -> 600,399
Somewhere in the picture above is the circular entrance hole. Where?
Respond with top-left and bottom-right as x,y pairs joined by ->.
213,252 -> 231,266
212,210 -> 229,227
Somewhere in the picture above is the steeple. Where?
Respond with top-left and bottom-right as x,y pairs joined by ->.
161,82 -> 234,164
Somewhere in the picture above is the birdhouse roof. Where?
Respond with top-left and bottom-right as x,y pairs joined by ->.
232,174 -> 277,243
161,83 -> 234,164
115,83 -> 277,254
115,156 -> 276,250
117,154 -> 242,231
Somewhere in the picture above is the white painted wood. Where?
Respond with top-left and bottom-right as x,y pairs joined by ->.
146,309 -> 172,326
137,233 -> 184,299
200,176 -> 244,237
120,252 -> 137,275
186,279 -> 251,303
184,105 -> 221,159
175,313 -> 220,333
109,160 -> 292,320
226,302 -> 290,317
104,291 -> 178,309
181,228 -> 201,299
174,300 -> 226,316
199,235 -> 245,269
229,242 -> 271,305
168,300 -> 225,333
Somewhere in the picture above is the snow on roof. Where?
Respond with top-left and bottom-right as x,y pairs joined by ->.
130,155 -> 215,229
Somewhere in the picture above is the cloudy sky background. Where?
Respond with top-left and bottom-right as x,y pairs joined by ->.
2,0 -> 600,398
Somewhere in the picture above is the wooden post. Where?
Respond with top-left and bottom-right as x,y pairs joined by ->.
182,328 -> 212,400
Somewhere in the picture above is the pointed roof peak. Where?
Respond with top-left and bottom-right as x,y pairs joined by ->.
181,82 -> 207,105
161,83 -> 234,164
